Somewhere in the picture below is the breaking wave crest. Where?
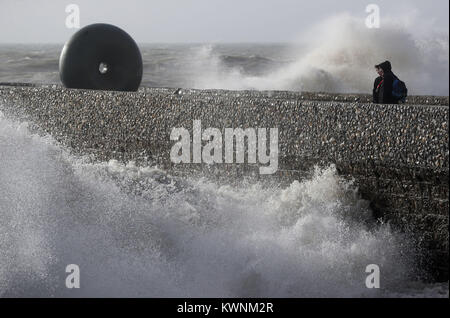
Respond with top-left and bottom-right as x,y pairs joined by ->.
188,14 -> 449,95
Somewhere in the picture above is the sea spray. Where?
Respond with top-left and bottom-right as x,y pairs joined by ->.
2,111 -> 447,297
187,14 -> 449,95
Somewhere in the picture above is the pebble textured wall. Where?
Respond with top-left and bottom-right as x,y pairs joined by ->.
1,84 -> 448,281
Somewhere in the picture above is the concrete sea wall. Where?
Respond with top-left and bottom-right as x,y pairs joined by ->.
0,84 -> 448,281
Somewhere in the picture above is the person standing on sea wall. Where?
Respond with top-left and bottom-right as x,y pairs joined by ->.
373,60 -> 399,104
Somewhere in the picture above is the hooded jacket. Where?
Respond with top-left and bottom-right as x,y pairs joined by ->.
373,61 -> 399,104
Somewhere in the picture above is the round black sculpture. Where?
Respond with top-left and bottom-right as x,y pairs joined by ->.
59,23 -> 143,91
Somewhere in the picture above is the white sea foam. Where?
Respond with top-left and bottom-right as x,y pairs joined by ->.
0,112 -> 447,297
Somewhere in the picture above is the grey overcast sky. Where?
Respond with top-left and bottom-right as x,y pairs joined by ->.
0,0 -> 448,43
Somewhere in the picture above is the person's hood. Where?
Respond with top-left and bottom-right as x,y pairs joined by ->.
376,60 -> 392,72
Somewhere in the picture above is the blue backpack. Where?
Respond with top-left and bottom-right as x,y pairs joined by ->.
392,77 -> 408,103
